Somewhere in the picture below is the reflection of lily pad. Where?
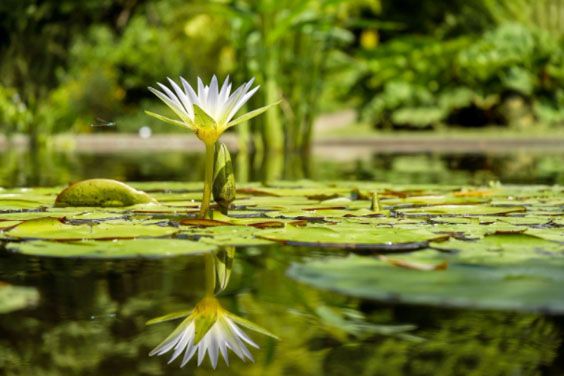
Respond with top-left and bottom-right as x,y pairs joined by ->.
0,283 -> 39,314
6,239 -> 215,258
259,224 -> 447,251
287,255 -> 564,313
5,217 -> 178,240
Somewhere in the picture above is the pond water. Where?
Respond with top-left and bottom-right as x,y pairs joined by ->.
1,147 -> 564,375
1,147 -> 564,187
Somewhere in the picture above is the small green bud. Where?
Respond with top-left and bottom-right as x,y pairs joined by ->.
213,143 -> 236,213
215,246 -> 235,294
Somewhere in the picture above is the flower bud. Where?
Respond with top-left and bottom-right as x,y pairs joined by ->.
213,143 -> 236,212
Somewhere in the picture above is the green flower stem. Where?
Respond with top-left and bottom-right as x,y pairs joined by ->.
199,142 -> 215,219
204,252 -> 215,297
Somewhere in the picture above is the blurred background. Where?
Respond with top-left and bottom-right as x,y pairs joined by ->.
1,0 -> 564,186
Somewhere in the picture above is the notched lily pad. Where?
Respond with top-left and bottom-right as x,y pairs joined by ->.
54,179 -> 158,207
6,239 -> 215,259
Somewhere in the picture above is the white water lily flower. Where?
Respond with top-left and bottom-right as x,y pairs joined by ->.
146,75 -> 280,145
148,297 -> 278,369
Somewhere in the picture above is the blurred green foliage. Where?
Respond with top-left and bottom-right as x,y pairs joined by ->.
1,0 -> 564,148
350,0 -> 564,130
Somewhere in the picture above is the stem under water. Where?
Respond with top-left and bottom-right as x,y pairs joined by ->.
199,142 -> 215,218
204,252 -> 215,297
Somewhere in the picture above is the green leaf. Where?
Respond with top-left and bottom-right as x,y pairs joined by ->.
227,100 -> 282,128
182,225 -> 275,247
193,312 -> 217,346
258,223 -> 447,251
193,104 -> 217,129
144,110 -> 192,129
228,313 -> 279,340
5,217 -> 178,240
395,205 -> 526,216
6,238 -> 215,258
146,310 -> 193,325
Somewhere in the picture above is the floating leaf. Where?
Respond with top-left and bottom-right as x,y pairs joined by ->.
395,205 -> 526,217
258,224 -> 447,251
54,179 -> 157,207
182,225 -> 274,246
287,255 -> 564,313
6,238 -> 215,258
5,217 -> 178,240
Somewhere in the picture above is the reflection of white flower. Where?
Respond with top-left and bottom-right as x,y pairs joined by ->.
146,75 -> 279,145
149,297 -> 277,369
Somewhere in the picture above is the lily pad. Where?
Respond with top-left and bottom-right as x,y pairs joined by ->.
4,217 -> 178,240
54,179 -> 157,207
287,255 -> 564,313
182,225 -> 274,246
258,224 -> 447,251
6,238 -> 215,259
395,205 -> 526,217
430,233 -> 564,258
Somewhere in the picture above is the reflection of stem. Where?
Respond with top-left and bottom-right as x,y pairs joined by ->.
199,142 -> 215,218
204,253 -> 215,297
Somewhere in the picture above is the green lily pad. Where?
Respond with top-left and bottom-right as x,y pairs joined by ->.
0,220 -> 22,230
54,179 -> 158,207
0,283 -> 39,314
524,228 -> 564,243
4,217 -> 178,240
182,225 -> 274,246
395,205 -> 526,217
287,255 -> 564,313
6,238 -> 215,258
128,181 -> 204,192
258,223 -> 447,251
0,199 -> 45,211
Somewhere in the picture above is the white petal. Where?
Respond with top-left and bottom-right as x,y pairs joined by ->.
208,326 -> 220,369
218,86 -> 247,124
167,77 -> 194,118
156,82 -> 184,112
148,87 -> 191,124
150,336 -> 179,357
217,75 -> 231,106
224,320 -> 254,362
208,75 -> 219,119
219,319 -> 246,360
197,77 -> 207,107
203,87 -> 210,110
168,324 -> 194,364
219,338 -> 229,366
180,341 -> 198,367
227,318 -> 259,349
226,85 -> 260,123
180,77 -> 200,106
197,337 -> 208,366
